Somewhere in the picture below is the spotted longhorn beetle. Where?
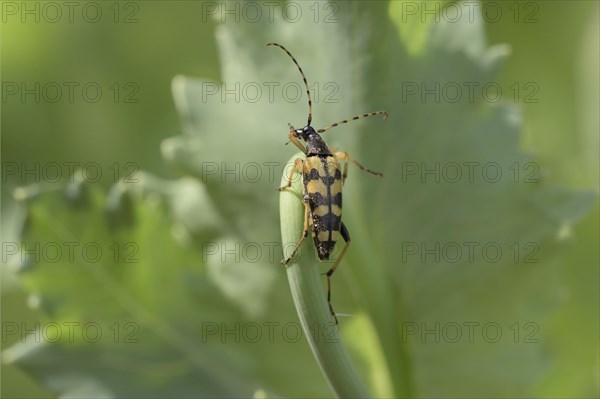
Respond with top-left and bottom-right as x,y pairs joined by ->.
268,43 -> 387,324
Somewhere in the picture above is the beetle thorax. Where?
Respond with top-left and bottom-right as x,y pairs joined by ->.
305,131 -> 331,156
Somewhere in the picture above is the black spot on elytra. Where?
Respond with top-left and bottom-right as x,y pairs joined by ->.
306,169 -> 320,181
332,192 -> 342,207
310,192 -> 329,207
312,213 -> 341,233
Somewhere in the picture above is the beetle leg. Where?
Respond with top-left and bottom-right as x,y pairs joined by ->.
281,196 -> 310,265
277,157 -> 304,191
288,130 -> 307,153
323,222 -> 351,325
339,154 -> 349,185
334,151 -> 383,180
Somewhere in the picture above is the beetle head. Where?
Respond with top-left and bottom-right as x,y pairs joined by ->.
290,125 -> 317,142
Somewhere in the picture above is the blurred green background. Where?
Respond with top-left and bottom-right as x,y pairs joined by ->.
2,1 -> 598,398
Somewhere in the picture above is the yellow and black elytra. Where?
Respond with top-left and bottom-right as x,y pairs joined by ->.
268,42 -> 387,324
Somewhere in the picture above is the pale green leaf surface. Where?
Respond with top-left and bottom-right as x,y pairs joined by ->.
4,178 -> 327,398
5,1 -> 597,398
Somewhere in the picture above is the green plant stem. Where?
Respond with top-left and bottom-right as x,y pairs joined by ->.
280,153 -> 371,399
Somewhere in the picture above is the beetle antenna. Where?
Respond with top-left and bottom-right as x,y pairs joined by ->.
317,111 -> 388,133
267,43 -> 313,126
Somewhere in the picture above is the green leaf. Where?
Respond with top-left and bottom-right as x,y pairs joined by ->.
5,1 -> 597,398
345,3 -> 597,398
162,1 -> 594,397
4,178 -> 328,398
